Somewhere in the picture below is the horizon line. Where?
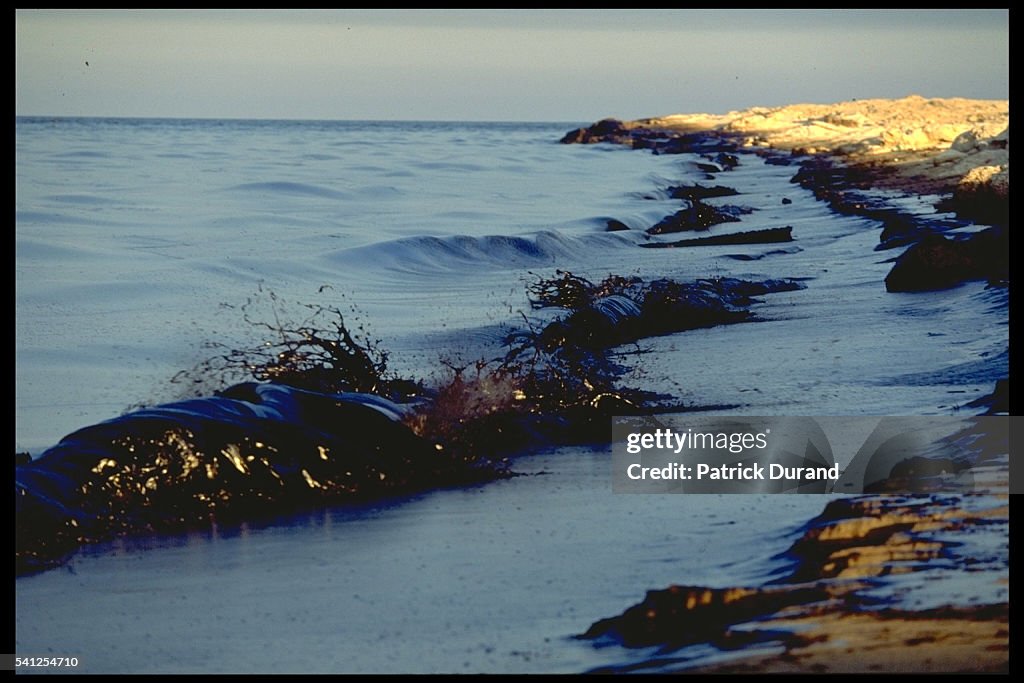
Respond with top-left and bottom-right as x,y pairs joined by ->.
15,113 -> 590,125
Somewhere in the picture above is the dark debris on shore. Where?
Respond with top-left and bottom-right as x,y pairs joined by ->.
564,117 -> 1009,294
16,269 -> 804,575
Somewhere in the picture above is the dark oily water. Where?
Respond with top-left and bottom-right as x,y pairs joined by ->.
15,118 -> 1007,673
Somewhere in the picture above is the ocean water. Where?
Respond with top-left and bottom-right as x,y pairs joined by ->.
15,118 -> 1008,673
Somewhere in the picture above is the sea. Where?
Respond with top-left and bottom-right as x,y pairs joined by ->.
14,117 -> 1009,673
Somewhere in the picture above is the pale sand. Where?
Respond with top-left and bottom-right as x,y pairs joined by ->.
582,460 -> 1010,674
687,610 -> 1008,674
694,475 -> 1010,673
634,95 -> 1008,199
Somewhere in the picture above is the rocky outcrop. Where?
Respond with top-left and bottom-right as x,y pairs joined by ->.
560,118 -> 643,145
646,201 -> 751,234
884,227 -> 1007,292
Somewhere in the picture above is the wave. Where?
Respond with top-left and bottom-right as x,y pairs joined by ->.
326,230 -> 637,274
224,181 -> 354,200
15,383 -> 498,576
15,210 -> 124,227
53,150 -> 110,159
15,271 -> 807,575
411,161 -> 488,172
45,193 -> 123,206
301,153 -> 342,162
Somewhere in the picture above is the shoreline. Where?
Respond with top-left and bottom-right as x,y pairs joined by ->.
564,95 -> 1008,223
583,475 -> 1009,674
563,97 -> 1010,674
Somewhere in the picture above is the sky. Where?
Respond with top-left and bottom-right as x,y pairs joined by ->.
15,9 -> 1009,122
